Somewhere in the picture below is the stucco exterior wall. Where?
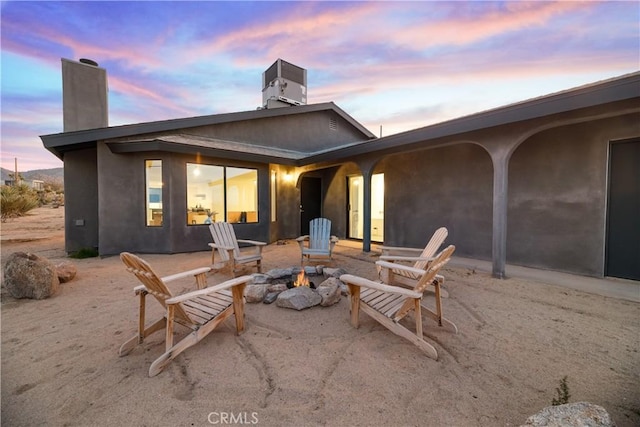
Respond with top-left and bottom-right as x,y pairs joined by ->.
322,165 -> 350,239
380,143 -> 494,258
63,148 -> 99,253
187,110 -> 368,152
96,144 -> 271,255
97,143 -> 172,255
507,114 -> 639,276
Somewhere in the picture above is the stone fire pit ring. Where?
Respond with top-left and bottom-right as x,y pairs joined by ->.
243,266 -> 348,310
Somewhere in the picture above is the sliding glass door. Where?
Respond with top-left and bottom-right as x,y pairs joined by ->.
348,173 -> 384,242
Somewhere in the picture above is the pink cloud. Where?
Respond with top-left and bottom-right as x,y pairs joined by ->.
391,2 -> 591,49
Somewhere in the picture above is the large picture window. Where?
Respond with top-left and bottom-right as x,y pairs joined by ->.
145,160 -> 163,227
186,163 -> 258,225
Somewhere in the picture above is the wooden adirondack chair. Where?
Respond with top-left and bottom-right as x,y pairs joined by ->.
296,217 -> 338,263
119,252 -> 251,377
208,222 -> 266,275
378,227 -> 450,297
340,245 -> 456,360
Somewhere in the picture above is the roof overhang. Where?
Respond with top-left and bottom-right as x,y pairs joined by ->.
302,71 -> 640,164
41,72 -> 640,165
41,102 -> 375,161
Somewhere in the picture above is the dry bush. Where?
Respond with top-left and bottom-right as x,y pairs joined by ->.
1,184 -> 40,222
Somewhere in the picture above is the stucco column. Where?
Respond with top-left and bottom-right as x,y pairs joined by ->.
491,152 -> 509,278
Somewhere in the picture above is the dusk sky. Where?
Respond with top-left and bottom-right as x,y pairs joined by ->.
1,1 -> 638,171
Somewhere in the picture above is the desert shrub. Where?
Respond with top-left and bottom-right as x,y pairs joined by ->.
551,376 -> 571,406
69,248 -> 99,259
1,184 -> 40,222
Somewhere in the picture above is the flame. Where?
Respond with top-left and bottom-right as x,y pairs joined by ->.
293,270 -> 310,287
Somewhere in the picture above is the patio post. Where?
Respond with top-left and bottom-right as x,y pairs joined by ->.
491,152 -> 509,279
362,169 -> 373,252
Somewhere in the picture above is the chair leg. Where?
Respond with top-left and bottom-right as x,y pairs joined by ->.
414,299 -> 423,338
360,303 -> 438,360
119,318 -> 167,356
232,283 -> 246,334
165,305 -> 175,352
148,307 -> 236,377
195,272 -> 207,290
149,329 -> 199,377
347,284 -> 361,328
433,279 -> 443,326
138,292 -> 146,343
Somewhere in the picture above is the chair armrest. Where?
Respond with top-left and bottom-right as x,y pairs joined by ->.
296,235 -> 309,242
165,275 -> 253,304
380,246 -> 424,256
340,274 -> 422,298
161,266 -> 212,283
379,255 -> 434,263
208,243 -> 235,250
376,260 -> 426,277
236,239 -> 267,247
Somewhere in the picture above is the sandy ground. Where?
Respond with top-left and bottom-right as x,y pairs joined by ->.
1,207 -> 639,427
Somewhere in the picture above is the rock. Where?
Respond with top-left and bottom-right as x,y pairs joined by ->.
316,277 -> 342,306
244,284 -> 267,303
267,283 -> 288,293
276,286 -> 321,310
3,252 -> 60,299
263,292 -> 279,304
521,402 -> 615,427
265,268 -> 293,280
323,267 -> 347,279
304,266 -> 317,276
339,282 -> 349,296
250,273 -> 271,284
56,261 -> 77,283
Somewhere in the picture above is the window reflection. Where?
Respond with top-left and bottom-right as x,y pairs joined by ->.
186,163 -> 258,225
146,160 -> 163,227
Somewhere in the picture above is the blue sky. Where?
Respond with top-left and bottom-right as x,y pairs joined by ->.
1,1 -> 638,171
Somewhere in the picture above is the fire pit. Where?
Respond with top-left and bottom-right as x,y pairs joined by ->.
287,269 -> 316,289
243,266 -> 347,310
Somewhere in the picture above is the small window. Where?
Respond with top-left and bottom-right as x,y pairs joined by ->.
145,160 -> 162,226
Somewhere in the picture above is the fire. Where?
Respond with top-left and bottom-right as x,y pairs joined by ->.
293,270 -> 310,287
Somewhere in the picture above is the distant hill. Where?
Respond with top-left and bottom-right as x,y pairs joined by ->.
1,167 -> 64,186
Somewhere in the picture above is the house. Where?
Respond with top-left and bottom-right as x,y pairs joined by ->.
41,58 -> 640,281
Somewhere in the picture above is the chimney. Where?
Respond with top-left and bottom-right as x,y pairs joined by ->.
62,58 -> 108,132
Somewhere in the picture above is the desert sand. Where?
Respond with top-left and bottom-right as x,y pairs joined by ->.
1,207 -> 639,426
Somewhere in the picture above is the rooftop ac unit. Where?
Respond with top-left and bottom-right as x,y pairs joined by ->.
262,59 -> 307,108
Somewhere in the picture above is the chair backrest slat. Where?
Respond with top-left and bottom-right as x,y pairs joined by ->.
120,252 -> 194,324
209,222 -> 241,261
309,218 -> 331,251
414,227 -> 448,270
413,245 -> 455,294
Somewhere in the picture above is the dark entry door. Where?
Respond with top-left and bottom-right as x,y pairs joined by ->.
606,139 -> 640,280
300,177 -> 322,235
